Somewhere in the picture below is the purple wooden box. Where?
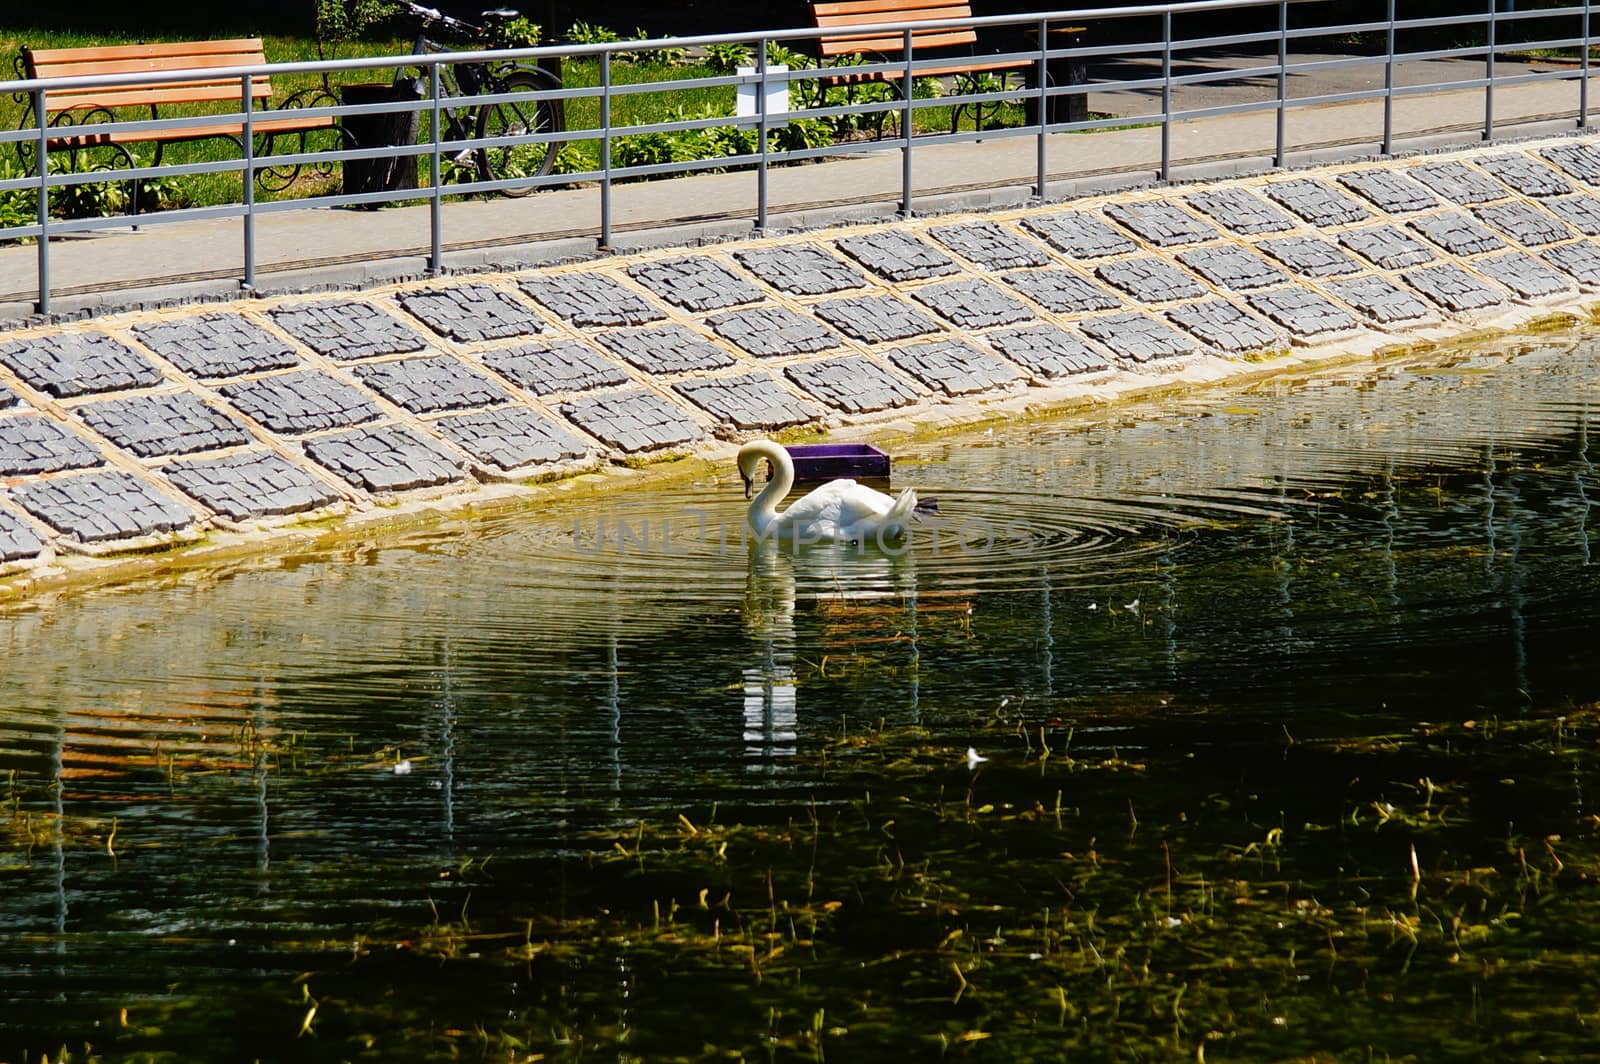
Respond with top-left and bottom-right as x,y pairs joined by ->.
784,443 -> 890,483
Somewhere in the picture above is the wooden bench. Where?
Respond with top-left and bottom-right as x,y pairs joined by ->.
15,39 -> 341,197
807,0 -> 1031,135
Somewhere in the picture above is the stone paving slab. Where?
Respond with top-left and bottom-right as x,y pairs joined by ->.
1095,257 -> 1206,302
1185,187 -> 1297,234
353,355 -> 514,414
1478,153 -> 1574,197
812,293 -> 942,343
303,425 -> 467,493
886,338 -> 1025,395
784,355 -> 921,413
1245,286 -> 1361,338
674,371 -> 823,430
162,449 -> 343,521
219,370 -> 383,434
1542,142 -> 1600,182
1103,200 -> 1218,247
596,324 -> 739,375
1337,170 -> 1438,214
1407,160 -> 1510,205
0,334 -> 163,398
0,414 -> 105,475
1001,268 -> 1121,313
1544,239 -> 1600,286
984,324 -> 1112,378
480,340 -> 630,396
731,244 -> 867,295
0,383 -> 14,410
835,230 -> 959,281
269,301 -> 428,361
11,469 -> 194,543
0,505 -> 45,562
1264,178 -> 1370,227
394,283 -> 546,342
1079,312 -> 1202,362
433,406 -> 590,472
560,388 -> 705,453
1473,200 -> 1574,247
131,314 -> 300,379
927,220 -> 1053,269
706,304 -> 841,357
1541,194 -> 1600,236
1407,211 -> 1506,257
1175,244 -> 1288,291
74,392 -> 250,458
1325,274 -> 1435,325
1020,210 -> 1137,258
1256,235 -> 1362,277
1338,225 -> 1437,269
1165,299 -> 1283,354
1473,251 -> 1576,300
627,257 -> 763,311
1401,263 -> 1509,312
910,278 -> 1036,328
519,273 -> 666,326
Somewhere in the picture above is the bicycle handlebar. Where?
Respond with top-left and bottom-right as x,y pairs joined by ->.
397,0 -> 480,36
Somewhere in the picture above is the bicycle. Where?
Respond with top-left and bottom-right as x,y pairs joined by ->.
395,1 -> 566,194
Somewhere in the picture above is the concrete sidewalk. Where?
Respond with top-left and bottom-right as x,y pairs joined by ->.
1,71 -> 1593,323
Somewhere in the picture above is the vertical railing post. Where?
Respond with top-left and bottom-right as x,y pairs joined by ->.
757,37 -> 769,232
1036,16 -> 1049,200
600,50 -> 613,249
429,63 -> 443,275
34,88 -> 49,316
1383,0 -> 1396,154
1486,0 -> 1497,140
1161,11 -> 1172,182
241,74 -> 256,292
901,27 -> 914,217
1583,0 -> 1592,129
1276,1 -> 1288,168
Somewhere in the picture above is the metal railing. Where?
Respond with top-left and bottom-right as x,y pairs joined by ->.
0,0 -> 1596,314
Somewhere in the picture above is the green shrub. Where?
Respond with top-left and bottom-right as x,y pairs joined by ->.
703,42 -> 753,75
0,159 -> 34,236
549,143 -> 592,176
566,21 -> 621,45
767,116 -> 832,153
484,16 -> 540,50
610,132 -> 678,170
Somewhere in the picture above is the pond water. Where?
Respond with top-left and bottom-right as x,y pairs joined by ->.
3,334 -> 1600,1062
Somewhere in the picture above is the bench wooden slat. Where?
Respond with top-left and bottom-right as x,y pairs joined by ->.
43,82 -> 274,113
27,38 -> 266,64
819,30 -> 979,56
813,0 -> 972,16
45,111 -> 336,150
30,54 -> 272,80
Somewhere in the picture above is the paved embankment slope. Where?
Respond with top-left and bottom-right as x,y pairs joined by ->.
2,133 -> 1600,598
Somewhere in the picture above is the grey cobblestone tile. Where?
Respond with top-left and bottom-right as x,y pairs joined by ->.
910,278 -> 1036,328
674,371 -> 824,430
812,294 -> 942,343
269,301 -> 428,361
1103,200 -> 1218,247
481,340 -> 630,396
560,388 -> 705,453
1337,170 -> 1438,213
132,315 -> 299,379
0,333 -> 163,398
731,244 -> 867,295
1263,179 -> 1370,227
11,469 -> 194,543
1541,195 -> 1600,235
1544,240 -> 1600,286
353,355 -> 513,414
218,371 -> 382,435
162,450 -> 342,521
0,505 -> 45,562
984,325 -> 1111,378
1338,225 -> 1437,269
886,338 -> 1024,395
1324,275 -> 1434,325
0,382 -> 16,410
433,406 -> 590,471
1407,161 -> 1510,205
394,283 -> 546,342
74,392 -> 249,458
1473,201 -> 1573,246
1472,251 -> 1577,299
1184,187 -> 1296,234
627,257 -> 763,311
303,425 -> 466,493
835,230 -> 959,281
706,305 -> 841,357
1175,244 -> 1288,291
1078,312 -> 1203,363
1165,299 -> 1283,353
1001,268 -> 1120,313
1244,286 -> 1361,337
0,414 -> 104,475
518,273 -> 666,326
784,355 -> 921,413
927,220 -> 1053,268
1094,257 -> 1206,302
595,325 -> 738,375
1020,210 -> 1137,258
1478,153 -> 1574,197
1400,263 -> 1508,312
1256,236 -> 1362,277
1407,212 -> 1506,256
1542,142 -> 1600,182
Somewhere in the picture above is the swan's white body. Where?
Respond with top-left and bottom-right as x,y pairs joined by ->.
738,440 -> 918,546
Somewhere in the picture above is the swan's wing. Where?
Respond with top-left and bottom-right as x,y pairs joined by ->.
771,479 -> 881,539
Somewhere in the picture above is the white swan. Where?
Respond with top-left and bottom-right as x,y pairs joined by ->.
738,439 -> 920,546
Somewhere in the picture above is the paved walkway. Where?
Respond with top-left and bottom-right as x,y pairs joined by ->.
0,68 -> 1592,321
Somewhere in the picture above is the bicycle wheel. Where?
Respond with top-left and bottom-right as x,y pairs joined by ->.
475,70 -> 563,195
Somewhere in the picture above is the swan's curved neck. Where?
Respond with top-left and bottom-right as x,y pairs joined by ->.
746,442 -> 795,534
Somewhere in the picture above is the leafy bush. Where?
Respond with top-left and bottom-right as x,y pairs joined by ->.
703,42 -> 753,75
0,159 -> 34,236
315,0 -> 399,89
484,16 -> 540,50
767,116 -> 832,153
549,143 -> 592,176
610,132 -> 678,170
566,21 -> 621,45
